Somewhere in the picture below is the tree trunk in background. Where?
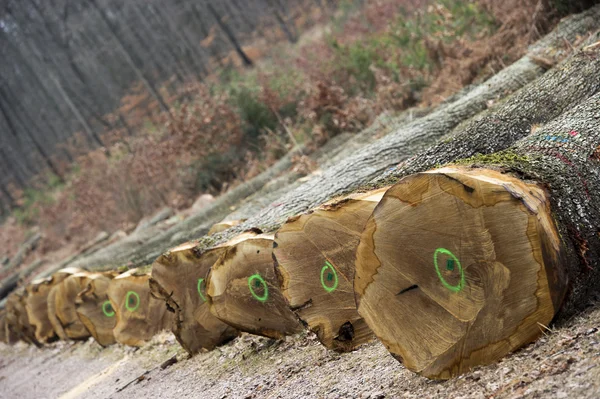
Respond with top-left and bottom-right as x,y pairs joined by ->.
207,3 -> 254,67
88,0 -> 171,115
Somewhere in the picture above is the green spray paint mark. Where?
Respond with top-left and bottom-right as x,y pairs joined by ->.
125,291 -> 141,312
433,248 -> 465,292
248,274 -> 268,302
197,278 -> 207,302
320,261 -> 338,293
102,300 -> 115,317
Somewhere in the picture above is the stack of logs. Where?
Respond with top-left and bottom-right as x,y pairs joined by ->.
1,9 -> 600,381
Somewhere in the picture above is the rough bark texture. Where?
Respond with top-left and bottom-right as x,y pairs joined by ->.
371,33 -> 600,190
455,91 -> 600,316
206,233 -> 303,339
149,240 -> 241,356
273,189 -> 387,352
75,271 -> 119,347
108,268 -> 173,347
208,220 -> 245,236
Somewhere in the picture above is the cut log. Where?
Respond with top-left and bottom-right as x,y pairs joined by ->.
273,188 -> 388,351
355,91 -> 600,379
150,239 -> 243,356
75,271 -> 119,347
207,220 -> 245,236
206,233 -> 303,339
0,310 -> 5,343
5,288 -> 41,346
0,307 -> 18,344
108,268 -> 173,347
25,268 -> 83,343
47,271 -> 93,340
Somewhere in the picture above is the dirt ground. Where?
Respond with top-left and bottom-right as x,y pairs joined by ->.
1,303 -> 598,399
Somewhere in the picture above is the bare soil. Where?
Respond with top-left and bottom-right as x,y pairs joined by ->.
1,303 -> 598,399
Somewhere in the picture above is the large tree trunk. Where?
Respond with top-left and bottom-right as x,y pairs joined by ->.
354,89 -> 600,379
206,232 -> 303,339
273,188 -> 387,352
108,268 -> 173,347
75,271 -> 119,347
206,3 -> 253,67
149,240 -> 240,356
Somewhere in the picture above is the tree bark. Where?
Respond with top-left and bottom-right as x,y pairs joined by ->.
206,3 -> 254,67
207,220 -> 246,236
88,0 -> 172,115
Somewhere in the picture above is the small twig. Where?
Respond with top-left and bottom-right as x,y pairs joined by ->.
583,40 -> 600,51
269,105 -> 299,150
116,355 -> 177,393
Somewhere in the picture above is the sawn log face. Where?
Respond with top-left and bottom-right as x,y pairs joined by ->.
355,168 -> 568,379
273,189 -> 387,352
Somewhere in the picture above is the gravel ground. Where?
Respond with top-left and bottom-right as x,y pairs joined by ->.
1,304 -> 599,399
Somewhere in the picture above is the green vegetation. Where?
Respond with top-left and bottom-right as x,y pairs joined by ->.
328,0 -> 497,95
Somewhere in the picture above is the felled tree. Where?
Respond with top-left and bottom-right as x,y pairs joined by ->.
75,271 -> 119,347
355,90 -> 600,379
206,232 -> 303,339
25,268 -> 83,343
273,188 -> 387,351
47,271 -> 92,340
150,239 -> 242,356
108,268 -> 173,347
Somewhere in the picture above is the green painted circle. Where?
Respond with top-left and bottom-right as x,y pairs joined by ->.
320,261 -> 339,293
433,248 -> 465,292
247,274 -> 268,302
102,300 -> 115,317
197,278 -> 207,302
125,291 -> 141,312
